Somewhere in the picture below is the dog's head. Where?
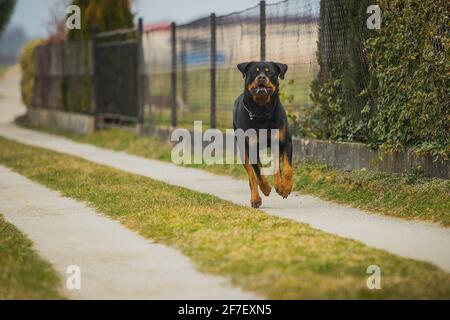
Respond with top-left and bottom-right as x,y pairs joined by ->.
237,61 -> 288,106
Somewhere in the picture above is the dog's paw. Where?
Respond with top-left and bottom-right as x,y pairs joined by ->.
280,181 -> 293,199
275,186 -> 283,197
275,184 -> 292,199
251,196 -> 262,209
280,189 -> 291,199
259,184 -> 272,197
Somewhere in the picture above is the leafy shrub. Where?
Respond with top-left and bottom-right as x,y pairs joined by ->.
60,0 -> 135,115
311,0 -> 449,158
366,0 -> 449,157
311,0 -> 372,142
20,39 -> 44,108
68,0 -> 134,40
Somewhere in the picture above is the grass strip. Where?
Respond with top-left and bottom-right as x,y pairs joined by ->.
1,136 -> 449,299
0,214 -> 63,299
18,123 -> 450,227
0,65 -> 10,79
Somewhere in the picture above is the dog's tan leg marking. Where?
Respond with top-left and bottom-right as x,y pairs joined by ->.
244,155 -> 262,208
274,156 -> 283,197
279,126 -> 286,142
257,160 -> 272,197
280,152 -> 293,199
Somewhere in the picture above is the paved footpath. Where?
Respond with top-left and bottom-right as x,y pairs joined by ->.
0,165 -> 258,299
1,67 -> 449,287
0,68 -> 258,299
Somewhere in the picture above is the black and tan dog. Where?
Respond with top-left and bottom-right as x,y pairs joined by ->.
233,61 -> 293,208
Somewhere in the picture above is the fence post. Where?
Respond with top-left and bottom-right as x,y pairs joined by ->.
136,17 -> 144,125
260,0 -> 266,61
91,28 -> 99,126
210,13 -> 217,129
60,41 -> 65,111
170,22 -> 177,127
180,40 -> 188,105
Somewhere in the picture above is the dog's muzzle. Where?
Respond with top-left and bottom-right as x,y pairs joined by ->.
252,85 -> 273,96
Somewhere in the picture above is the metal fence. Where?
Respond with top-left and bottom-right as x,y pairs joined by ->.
34,41 -> 93,114
33,21 -> 145,127
33,0 -> 366,132
142,0 -> 320,129
93,23 -> 144,124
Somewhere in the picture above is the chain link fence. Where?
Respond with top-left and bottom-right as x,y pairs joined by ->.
29,0 -> 448,155
266,0 -> 320,135
142,0 -> 322,130
215,5 -> 261,128
143,24 -> 172,126
32,0 -> 371,134
32,0 -> 371,135
310,0 -> 373,140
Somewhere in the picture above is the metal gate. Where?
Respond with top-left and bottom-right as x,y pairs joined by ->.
93,20 -> 144,126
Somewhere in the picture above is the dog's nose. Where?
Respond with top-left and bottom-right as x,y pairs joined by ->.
258,75 -> 267,83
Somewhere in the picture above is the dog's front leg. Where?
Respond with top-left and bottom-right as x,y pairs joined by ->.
244,154 -> 262,208
274,154 -> 283,196
254,161 -> 272,197
280,143 -> 293,198
275,128 -> 293,199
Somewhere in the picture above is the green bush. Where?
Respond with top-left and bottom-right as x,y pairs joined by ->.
311,0 -> 372,141
68,0 -> 134,40
311,0 -> 449,158
61,0 -> 135,115
366,0 -> 449,157
20,39 -> 44,108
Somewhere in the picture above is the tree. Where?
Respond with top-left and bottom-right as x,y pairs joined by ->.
0,0 -> 16,35
67,0 -> 134,40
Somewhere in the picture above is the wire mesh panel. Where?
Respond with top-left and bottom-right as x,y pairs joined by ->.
139,0 -> 375,135
62,40 -> 93,114
176,17 -> 211,128
142,25 -> 172,126
95,31 -> 140,121
266,0 -> 320,120
311,0 -> 372,139
216,5 -> 261,129
34,43 -> 64,110
33,44 -> 47,109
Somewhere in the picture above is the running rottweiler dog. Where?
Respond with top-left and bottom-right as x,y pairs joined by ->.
233,61 -> 293,208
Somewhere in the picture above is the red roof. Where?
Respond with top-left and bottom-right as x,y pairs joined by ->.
144,22 -> 171,32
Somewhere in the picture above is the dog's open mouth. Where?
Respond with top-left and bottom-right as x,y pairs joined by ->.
252,84 -> 273,96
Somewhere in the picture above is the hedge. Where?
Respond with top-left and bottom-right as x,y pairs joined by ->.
20,39 -> 44,108
311,0 -> 372,142
366,0 -> 449,157
311,0 -> 449,158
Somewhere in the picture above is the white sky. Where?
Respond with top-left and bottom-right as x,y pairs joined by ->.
8,0 -> 280,39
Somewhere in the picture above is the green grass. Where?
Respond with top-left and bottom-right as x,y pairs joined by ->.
1,136 -> 450,299
0,214 -> 64,299
18,121 -> 450,227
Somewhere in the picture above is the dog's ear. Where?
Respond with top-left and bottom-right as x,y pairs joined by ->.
237,62 -> 253,78
273,62 -> 288,80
